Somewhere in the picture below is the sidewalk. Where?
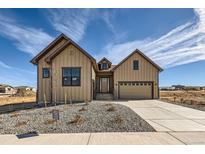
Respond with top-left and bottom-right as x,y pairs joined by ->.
0,132 -> 205,145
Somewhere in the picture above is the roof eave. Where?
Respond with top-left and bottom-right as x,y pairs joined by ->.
111,49 -> 163,72
30,33 -> 70,65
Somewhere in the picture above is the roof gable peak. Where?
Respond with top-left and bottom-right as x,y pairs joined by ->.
98,57 -> 112,64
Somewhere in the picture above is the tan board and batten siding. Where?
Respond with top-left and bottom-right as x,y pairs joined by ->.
38,38 -> 67,102
113,52 -> 159,99
51,44 -> 92,102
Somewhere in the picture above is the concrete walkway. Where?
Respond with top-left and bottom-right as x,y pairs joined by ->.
0,100 -> 205,145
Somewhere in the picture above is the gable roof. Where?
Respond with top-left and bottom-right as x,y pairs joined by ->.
31,33 -> 68,64
111,49 -> 163,72
98,57 -> 112,64
30,33 -> 97,70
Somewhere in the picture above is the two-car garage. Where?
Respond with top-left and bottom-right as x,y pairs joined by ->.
118,81 -> 153,100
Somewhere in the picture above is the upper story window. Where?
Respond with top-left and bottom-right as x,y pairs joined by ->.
43,68 -> 50,78
62,67 -> 81,86
133,60 -> 139,70
101,63 -> 108,70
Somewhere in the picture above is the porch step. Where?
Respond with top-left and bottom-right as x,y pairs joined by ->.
95,93 -> 113,100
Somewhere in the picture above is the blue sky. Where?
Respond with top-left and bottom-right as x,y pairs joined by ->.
0,8 -> 205,87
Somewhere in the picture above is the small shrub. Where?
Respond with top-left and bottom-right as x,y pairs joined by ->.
114,115 -> 123,124
15,121 -> 27,127
68,115 -> 85,125
173,96 -> 176,102
190,100 -> 194,105
10,112 -> 20,118
79,107 -> 87,112
107,106 -> 116,112
44,119 -> 56,125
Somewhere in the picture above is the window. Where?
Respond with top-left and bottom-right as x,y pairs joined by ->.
101,63 -> 107,69
62,68 -> 80,86
43,68 -> 49,78
133,60 -> 139,70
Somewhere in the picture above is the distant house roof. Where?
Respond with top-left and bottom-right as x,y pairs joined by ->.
0,84 -> 13,88
111,49 -> 163,72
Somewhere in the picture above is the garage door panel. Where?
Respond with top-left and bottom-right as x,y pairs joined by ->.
119,82 -> 152,99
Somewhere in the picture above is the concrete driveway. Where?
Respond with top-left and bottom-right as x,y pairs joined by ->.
115,100 -> 205,132
113,100 -> 205,144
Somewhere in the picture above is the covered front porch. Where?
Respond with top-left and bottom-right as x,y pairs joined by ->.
94,71 -> 114,100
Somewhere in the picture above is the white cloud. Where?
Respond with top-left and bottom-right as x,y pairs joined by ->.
45,9 -> 123,42
0,61 -> 11,69
46,9 -> 93,42
101,8 -> 205,69
0,14 -> 54,56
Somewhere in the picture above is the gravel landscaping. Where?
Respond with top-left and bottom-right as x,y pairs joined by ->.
0,102 -> 155,134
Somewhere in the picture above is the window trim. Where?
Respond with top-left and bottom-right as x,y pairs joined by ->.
62,67 -> 81,86
42,68 -> 50,78
133,60 -> 139,70
101,63 -> 108,70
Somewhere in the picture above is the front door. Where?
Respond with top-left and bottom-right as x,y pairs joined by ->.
100,77 -> 109,93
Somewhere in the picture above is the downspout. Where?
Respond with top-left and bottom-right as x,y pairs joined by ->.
36,64 -> 39,104
50,62 -> 53,104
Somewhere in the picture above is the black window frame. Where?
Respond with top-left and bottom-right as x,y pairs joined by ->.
62,67 -> 81,86
133,60 -> 139,70
101,63 -> 108,70
42,68 -> 50,78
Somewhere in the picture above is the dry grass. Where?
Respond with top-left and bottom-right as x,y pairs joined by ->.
0,96 -> 36,106
68,115 -> 86,125
107,105 -> 116,112
160,90 -> 205,105
15,121 -> 27,127
44,119 -> 57,125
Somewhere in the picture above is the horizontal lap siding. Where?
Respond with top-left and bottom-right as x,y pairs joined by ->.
52,44 -> 92,102
38,38 -> 67,103
113,52 -> 159,99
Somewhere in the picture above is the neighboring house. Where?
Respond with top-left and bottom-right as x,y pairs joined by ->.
15,86 -> 37,92
171,85 -> 185,90
160,87 -> 175,91
0,84 -> 17,95
31,33 -> 163,103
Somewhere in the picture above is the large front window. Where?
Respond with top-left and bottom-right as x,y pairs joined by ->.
62,67 -> 81,86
